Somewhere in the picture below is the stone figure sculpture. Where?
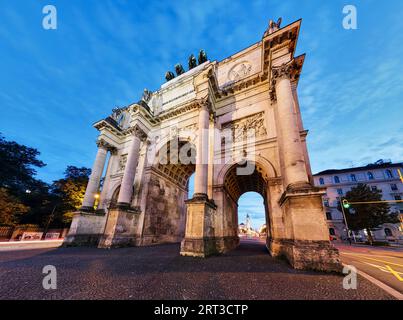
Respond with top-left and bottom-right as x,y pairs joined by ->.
165,71 -> 175,81
142,88 -> 152,103
175,63 -> 185,76
198,50 -> 208,64
188,54 -> 197,70
264,17 -> 282,36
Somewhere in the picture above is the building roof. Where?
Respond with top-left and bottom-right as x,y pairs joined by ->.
313,161 -> 403,176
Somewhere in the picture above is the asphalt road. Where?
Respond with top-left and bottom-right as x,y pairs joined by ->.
0,240 -> 395,300
337,243 -> 403,295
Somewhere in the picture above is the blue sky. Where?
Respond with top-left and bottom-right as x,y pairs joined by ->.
1,1 -> 403,229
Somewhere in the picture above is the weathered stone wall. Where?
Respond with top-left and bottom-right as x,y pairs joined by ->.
141,172 -> 188,244
222,190 -> 238,238
64,212 -> 107,246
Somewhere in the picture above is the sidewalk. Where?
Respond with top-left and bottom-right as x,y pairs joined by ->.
0,239 -> 63,251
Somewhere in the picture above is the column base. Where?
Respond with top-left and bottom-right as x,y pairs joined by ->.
180,194 -> 218,257
266,237 -> 283,257
281,239 -> 342,272
63,234 -> 102,247
115,202 -> 132,210
180,236 -> 239,257
98,206 -> 141,248
268,238 -> 342,272
62,211 -> 107,247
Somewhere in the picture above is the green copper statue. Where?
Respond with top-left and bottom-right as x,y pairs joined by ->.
198,49 -> 208,64
165,71 -> 175,81
188,54 -> 197,70
175,63 -> 185,76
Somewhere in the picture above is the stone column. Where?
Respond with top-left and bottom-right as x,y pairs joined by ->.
117,125 -> 146,208
97,148 -> 117,212
181,100 -> 219,257
269,60 -> 342,272
194,102 -> 210,196
81,140 -> 109,211
272,60 -> 309,190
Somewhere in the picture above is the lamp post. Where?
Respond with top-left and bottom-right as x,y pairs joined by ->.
44,205 -> 57,238
339,198 -> 356,243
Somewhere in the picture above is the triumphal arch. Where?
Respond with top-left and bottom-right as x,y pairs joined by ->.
65,19 -> 341,271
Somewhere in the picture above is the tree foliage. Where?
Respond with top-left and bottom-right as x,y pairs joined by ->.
0,134 -> 45,194
0,188 -> 29,225
52,166 -> 91,224
0,134 -> 91,228
342,184 -> 399,243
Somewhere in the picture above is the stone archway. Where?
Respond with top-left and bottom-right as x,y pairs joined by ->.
141,139 -> 196,245
67,18 -> 342,272
220,161 -> 271,252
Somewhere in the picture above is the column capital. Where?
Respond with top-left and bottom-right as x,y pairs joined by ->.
269,60 -> 301,103
271,59 -> 299,82
197,95 -> 213,112
127,124 -> 148,141
96,139 -> 117,153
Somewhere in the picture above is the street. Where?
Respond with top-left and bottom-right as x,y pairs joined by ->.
0,240 -> 395,300
337,244 -> 403,295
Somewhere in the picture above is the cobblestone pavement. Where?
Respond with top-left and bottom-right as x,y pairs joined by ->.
0,241 -> 394,300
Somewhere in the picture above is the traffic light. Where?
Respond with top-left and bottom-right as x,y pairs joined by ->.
342,199 -> 350,209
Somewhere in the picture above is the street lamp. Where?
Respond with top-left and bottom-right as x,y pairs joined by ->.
94,193 -> 100,209
339,198 -> 356,243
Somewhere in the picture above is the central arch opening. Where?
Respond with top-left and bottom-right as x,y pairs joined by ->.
223,162 -> 270,253
142,139 -> 196,244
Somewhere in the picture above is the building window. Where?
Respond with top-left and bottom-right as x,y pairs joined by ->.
337,188 -> 343,195
395,195 -> 402,201
329,228 -> 336,236
367,172 -> 374,180
391,183 -> 398,191
334,176 -> 340,184
371,186 -> 378,192
384,228 -> 393,237
326,212 -> 332,220
319,177 -> 324,185
324,199 -> 329,207
385,169 -> 393,179
350,174 -> 357,182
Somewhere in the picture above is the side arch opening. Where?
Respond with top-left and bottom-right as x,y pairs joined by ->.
222,161 -> 270,253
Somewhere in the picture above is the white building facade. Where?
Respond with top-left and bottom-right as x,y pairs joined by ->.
313,160 -> 403,244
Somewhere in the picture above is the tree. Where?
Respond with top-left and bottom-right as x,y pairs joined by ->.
19,180 -> 59,227
52,166 -> 91,224
0,134 -> 45,194
342,184 -> 399,244
0,188 -> 29,225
